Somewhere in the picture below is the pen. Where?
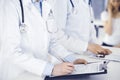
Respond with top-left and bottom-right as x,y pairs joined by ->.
55,56 -> 66,62
87,61 -> 101,64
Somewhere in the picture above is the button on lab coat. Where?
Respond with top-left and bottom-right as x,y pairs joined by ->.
49,0 -> 97,54
0,0 -> 73,80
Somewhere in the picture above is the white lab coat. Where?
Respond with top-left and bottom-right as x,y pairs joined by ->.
49,0 -> 97,54
0,1 -> 3,80
0,1 -> 5,79
0,0 -> 73,80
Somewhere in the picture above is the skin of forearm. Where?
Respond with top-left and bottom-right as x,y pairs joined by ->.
104,17 -> 113,35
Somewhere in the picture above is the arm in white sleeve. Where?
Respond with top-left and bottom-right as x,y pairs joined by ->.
49,31 -> 82,63
43,63 -> 54,76
56,30 -> 89,54
56,34 -> 89,54
49,35 -> 74,59
89,24 -> 98,44
49,0 -> 88,54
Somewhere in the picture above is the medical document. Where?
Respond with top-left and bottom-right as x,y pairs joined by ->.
72,61 -> 106,75
101,54 -> 120,62
89,52 -> 120,62
100,46 -> 120,62
49,61 -> 107,78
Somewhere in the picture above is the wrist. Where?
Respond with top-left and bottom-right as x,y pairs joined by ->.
43,63 -> 54,76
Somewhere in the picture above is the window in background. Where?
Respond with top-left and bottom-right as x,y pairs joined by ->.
92,0 -> 108,19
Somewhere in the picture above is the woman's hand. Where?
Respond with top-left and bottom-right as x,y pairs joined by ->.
52,62 -> 74,76
88,43 -> 112,55
108,5 -> 113,17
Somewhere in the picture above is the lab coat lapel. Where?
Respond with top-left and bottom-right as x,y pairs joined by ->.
29,3 -> 43,19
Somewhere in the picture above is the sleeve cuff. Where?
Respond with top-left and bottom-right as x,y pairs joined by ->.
43,63 -> 54,76
101,11 -> 108,21
63,54 -> 78,63
83,42 -> 89,52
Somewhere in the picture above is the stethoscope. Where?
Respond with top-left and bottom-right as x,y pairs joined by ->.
39,0 -> 43,16
70,0 -> 94,23
19,0 -> 27,33
19,0 -> 58,33
88,0 -> 94,23
39,0 -> 58,33
69,0 -> 76,14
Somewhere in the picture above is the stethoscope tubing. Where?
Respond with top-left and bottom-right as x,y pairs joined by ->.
70,0 -> 93,23
70,0 -> 92,8
19,0 -> 24,23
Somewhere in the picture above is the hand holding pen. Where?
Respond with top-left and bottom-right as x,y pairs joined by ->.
55,56 -> 88,70
52,56 -> 75,76
52,62 -> 74,76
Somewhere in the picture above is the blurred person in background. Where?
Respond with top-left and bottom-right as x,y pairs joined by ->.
101,0 -> 120,48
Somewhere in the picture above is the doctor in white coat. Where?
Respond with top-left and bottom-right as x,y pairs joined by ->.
48,0 -> 111,55
0,0 -> 87,80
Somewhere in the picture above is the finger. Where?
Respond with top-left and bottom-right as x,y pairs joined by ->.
74,59 -> 88,64
79,59 -> 88,64
66,63 -> 74,67
97,50 -> 103,54
105,49 -> 112,54
83,60 -> 88,64
99,50 -> 106,55
65,69 -> 73,74
66,67 -> 74,71
100,49 -> 111,55
92,50 -> 98,54
63,69 -> 73,74
97,48 -> 107,55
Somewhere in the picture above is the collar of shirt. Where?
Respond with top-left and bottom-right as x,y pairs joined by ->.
32,0 -> 43,15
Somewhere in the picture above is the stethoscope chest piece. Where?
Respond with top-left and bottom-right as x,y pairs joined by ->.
72,8 -> 78,15
20,23 -> 27,33
70,0 -> 78,15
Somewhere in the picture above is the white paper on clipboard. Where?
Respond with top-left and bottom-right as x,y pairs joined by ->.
72,61 -> 108,75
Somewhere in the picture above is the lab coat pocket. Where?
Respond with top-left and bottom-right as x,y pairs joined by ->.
20,25 -> 31,52
46,18 -> 58,33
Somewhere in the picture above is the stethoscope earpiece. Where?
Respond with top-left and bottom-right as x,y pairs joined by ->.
72,8 -> 77,14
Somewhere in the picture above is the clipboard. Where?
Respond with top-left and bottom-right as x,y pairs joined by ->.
45,70 -> 107,80
45,61 -> 108,80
